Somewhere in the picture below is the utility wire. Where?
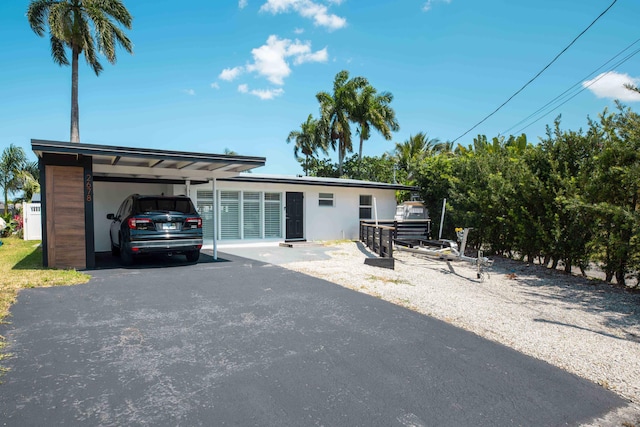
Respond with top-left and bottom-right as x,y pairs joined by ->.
451,0 -> 618,143
512,46 -> 640,135
501,37 -> 640,135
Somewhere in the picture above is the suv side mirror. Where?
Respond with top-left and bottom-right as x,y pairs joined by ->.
106,213 -> 115,220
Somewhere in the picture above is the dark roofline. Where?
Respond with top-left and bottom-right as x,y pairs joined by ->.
31,139 -> 266,166
219,175 -> 416,191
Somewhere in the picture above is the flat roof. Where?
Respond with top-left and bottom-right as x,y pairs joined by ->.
32,139 -> 266,181
220,173 -> 416,191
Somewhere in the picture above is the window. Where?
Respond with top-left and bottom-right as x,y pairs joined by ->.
264,192 -> 282,238
243,192 -> 262,239
359,195 -> 373,219
220,191 -> 240,239
197,190 -> 214,242
319,192 -> 334,207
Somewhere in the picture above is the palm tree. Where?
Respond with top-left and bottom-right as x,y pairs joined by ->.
351,84 -> 399,160
27,0 -> 133,143
0,145 -> 28,215
15,161 -> 41,203
287,114 -> 326,176
394,133 -> 440,168
316,70 -> 367,176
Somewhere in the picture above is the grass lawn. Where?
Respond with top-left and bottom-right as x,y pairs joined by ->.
0,236 -> 90,357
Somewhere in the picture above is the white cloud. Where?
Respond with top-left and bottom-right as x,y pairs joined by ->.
210,82 -> 220,89
237,84 -> 284,100
294,27 -> 304,34
219,66 -> 244,81
219,35 -> 327,99
293,47 -> 328,65
245,35 -> 328,85
260,0 -> 347,31
183,89 -> 195,96
582,71 -> 640,102
249,88 -> 285,100
239,0 -> 248,8
423,0 -> 451,12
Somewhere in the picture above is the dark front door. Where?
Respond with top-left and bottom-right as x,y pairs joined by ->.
286,192 -> 304,241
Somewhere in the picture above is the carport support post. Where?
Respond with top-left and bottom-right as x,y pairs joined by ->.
212,178 -> 217,260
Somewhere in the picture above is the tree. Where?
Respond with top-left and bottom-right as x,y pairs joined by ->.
351,84 -> 399,161
584,103 -> 640,286
393,132 -> 441,180
27,0 -> 133,143
0,145 -> 28,215
316,70 -> 367,176
624,83 -> 640,95
287,114 -> 326,176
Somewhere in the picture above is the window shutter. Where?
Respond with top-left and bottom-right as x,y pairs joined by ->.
196,190 -> 214,242
264,192 -> 282,238
243,192 -> 262,239
220,191 -> 240,239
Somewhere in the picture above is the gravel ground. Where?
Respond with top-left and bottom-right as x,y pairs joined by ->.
281,241 -> 640,407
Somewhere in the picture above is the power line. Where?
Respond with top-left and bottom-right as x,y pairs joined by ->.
451,0 -> 618,143
501,37 -> 640,135
512,46 -> 640,135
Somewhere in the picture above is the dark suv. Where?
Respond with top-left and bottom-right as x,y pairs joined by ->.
107,194 -> 203,265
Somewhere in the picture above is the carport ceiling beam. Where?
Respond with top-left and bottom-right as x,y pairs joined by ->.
111,156 -> 121,166
177,161 -> 195,170
149,159 -> 164,168
201,163 -> 228,171
93,163 -> 240,180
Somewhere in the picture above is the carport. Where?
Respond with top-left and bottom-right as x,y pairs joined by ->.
32,139 -> 265,269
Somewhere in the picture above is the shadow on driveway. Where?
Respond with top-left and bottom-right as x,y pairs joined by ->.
0,250 -> 630,426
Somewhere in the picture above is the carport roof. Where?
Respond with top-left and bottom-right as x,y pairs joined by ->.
32,139 -> 266,181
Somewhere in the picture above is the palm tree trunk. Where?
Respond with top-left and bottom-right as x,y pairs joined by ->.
358,132 -> 364,160
71,46 -> 80,143
338,139 -> 344,176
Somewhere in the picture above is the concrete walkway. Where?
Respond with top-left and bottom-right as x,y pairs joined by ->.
0,252 -> 626,426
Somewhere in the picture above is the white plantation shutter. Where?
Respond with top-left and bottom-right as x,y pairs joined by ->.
243,192 -> 262,239
196,190 -> 214,242
220,191 -> 240,239
264,192 -> 282,238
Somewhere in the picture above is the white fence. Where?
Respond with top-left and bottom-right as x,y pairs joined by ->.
23,203 -> 42,241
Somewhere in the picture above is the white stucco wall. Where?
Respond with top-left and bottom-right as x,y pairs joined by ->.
183,180 -> 398,243
93,181 -> 173,252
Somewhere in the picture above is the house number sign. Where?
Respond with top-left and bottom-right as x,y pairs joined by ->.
85,172 -> 93,202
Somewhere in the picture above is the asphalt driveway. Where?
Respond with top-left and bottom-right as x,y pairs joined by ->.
0,252 -> 627,426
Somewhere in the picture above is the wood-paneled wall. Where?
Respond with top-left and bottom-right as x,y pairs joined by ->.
45,165 -> 86,269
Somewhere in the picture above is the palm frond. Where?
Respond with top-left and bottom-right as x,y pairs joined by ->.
50,35 -> 69,65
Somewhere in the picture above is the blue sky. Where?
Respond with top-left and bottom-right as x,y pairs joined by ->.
1,0 -> 640,176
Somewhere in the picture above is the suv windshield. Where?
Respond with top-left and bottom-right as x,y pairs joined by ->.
136,197 -> 196,214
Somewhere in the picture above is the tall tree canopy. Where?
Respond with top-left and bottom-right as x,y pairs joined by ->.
351,84 -> 399,160
27,0 -> 134,143
0,145 -> 28,215
316,70 -> 367,176
315,70 -> 398,176
287,114 -> 326,176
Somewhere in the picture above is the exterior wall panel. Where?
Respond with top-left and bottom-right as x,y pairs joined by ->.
184,181 -> 397,245
45,165 -> 86,269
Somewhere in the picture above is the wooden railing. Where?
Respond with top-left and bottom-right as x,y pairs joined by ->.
359,219 -> 432,269
360,219 -> 431,242
360,222 -> 395,259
